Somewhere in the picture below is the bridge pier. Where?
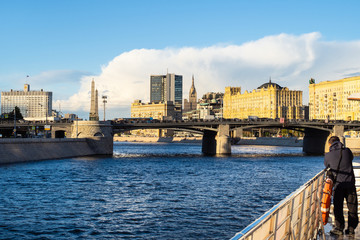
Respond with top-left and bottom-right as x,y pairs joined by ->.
324,125 -> 345,153
70,121 -> 113,155
202,125 -> 231,156
303,125 -> 347,155
303,128 -> 330,155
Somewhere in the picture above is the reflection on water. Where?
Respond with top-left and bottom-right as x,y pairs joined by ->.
0,142 -> 331,239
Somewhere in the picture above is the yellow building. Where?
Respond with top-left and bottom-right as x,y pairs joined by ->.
309,76 -> 360,121
131,100 -> 178,120
130,100 -> 179,137
223,80 -> 303,119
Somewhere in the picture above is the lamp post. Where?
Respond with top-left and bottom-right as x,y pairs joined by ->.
39,103 -> 48,137
102,95 -> 107,121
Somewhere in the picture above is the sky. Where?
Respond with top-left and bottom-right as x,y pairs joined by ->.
1,0 -> 360,119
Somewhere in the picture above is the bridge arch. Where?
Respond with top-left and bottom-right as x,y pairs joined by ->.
94,132 -> 104,137
54,130 -> 66,138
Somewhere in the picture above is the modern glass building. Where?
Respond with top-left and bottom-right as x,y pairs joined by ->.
150,73 -> 183,106
150,75 -> 164,103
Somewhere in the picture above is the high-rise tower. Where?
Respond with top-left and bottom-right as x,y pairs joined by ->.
89,79 -> 99,121
150,73 -> 183,106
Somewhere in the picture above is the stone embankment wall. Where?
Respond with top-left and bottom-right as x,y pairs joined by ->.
236,137 -> 303,147
0,137 -> 113,164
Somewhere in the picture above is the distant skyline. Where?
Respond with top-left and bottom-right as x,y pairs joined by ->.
1,0 -> 360,119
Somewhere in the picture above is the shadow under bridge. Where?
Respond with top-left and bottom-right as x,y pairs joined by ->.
112,122 -> 232,155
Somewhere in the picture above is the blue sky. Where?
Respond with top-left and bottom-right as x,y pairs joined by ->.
1,0 -> 360,119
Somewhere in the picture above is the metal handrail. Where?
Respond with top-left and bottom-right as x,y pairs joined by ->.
230,169 -> 326,240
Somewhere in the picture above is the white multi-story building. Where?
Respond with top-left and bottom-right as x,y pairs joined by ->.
1,84 -> 52,121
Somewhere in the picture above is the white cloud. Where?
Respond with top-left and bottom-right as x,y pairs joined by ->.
53,32 -> 360,119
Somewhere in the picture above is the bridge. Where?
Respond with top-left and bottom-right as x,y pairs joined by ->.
112,119 -> 360,155
1,119 -> 360,155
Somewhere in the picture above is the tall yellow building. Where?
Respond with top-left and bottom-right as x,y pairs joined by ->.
309,76 -> 360,121
223,80 -> 303,119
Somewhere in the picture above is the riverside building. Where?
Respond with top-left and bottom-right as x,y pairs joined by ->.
131,100 -> 178,120
223,80 -> 304,120
309,76 -> 360,121
150,73 -> 183,116
1,84 -> 52,121
130,100 -> 178,137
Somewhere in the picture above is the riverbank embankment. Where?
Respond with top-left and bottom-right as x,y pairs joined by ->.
0,137 -> 113,164
113,136 -> 202,143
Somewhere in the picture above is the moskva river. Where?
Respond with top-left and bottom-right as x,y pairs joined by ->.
1,142 -> 353,239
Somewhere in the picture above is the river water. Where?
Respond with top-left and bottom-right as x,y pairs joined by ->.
1,142 -> 353,240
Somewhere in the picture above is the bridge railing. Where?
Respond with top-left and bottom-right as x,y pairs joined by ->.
230,169 -> 326,240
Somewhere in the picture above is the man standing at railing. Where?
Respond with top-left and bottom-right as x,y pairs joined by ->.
324,136 -> 358,236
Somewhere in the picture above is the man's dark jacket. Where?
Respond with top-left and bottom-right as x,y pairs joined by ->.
324,141 -> 355,187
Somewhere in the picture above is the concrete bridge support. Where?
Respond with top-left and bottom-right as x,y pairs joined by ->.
303,128 -> 330,155
70,121 -> 113,155
202,130 -> 217,155
202,124 -> 231,155
324,125 -> 345,153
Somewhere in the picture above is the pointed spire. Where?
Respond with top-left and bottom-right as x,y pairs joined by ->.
89,79 -> 99,121
189,74 -> 197,96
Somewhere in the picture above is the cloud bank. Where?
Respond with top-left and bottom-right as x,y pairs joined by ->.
53,32 -> 360,118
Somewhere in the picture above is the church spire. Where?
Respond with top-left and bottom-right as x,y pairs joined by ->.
190,74 -> 196,95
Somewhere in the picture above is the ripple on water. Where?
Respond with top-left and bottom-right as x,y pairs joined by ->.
0,143 -> 329,240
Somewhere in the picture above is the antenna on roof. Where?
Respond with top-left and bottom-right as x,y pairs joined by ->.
269,76 -> 272,83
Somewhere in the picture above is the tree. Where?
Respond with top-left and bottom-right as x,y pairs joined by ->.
4,106 -> 23,120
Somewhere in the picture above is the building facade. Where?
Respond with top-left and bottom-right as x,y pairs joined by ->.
223,80 -> 303,119
150,73 -> 183,114
183,92 -> 224,120
131,100 -> 178,120
1,84 -> 52,121
130,100 -> 179,137
309,76 -> 360,121
183,75 -> 197,112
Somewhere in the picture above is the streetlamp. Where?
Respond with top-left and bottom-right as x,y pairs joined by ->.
102,95 -> 107,121
39,103 -> 48,137
38,103 -> 48,124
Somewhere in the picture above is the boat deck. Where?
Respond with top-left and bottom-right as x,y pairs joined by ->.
323,162 -> 360,239
230,162 -> 360,240
324,224 -> 360,239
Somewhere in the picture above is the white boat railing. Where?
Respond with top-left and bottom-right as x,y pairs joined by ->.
231,162 -> 360,240
230,169 -> 326,240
